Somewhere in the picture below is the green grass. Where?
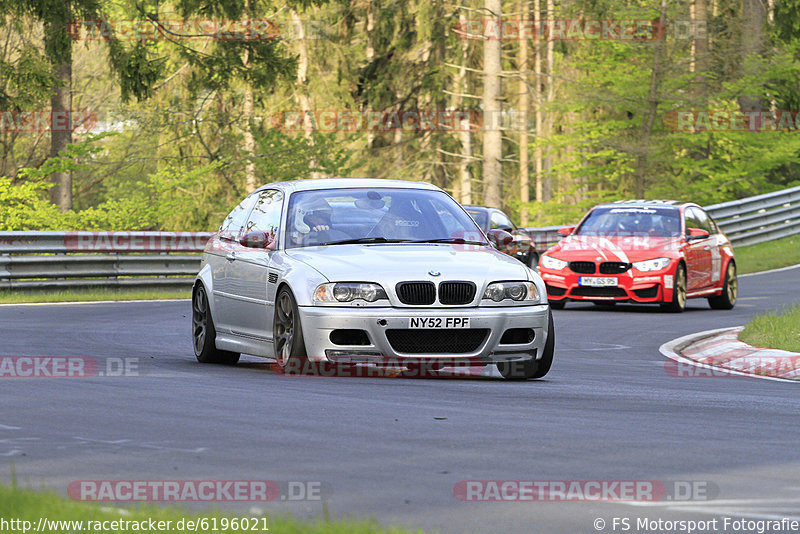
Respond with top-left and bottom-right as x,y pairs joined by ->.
0,288 -> 190,304
739,304 -> 800,353
0,483 -> 421,534
734,235 -> 800,274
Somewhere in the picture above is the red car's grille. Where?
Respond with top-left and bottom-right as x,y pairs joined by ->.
546,284 -> 567,296
569,261 -> 596,274
571,286 -> 628,297
633,285 -> 660,298
599,262 -> 631,274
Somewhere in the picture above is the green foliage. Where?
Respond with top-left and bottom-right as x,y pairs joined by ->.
0,483 -> 422,534
740,303 -> 800,353
734,235 -> 800,274
0,174 -> 62,230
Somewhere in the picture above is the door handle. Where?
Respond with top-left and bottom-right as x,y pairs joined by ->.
226,252 -> 236,262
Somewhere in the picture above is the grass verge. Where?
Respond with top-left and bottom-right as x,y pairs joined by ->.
0,483 -> 420,534
739,303 -> 800,353
734,235 -> 800,274
0,288 -> 190,304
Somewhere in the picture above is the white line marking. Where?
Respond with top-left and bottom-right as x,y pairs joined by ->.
624,497 -> 800,507
0,424 -> 21,430
73,437 -> 131,444
0,299 -> 189,307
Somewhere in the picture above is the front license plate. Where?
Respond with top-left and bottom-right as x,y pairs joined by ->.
579,276 -> 617,287
409,317 -> 471,328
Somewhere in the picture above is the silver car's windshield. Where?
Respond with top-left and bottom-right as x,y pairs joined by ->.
285,187 -> 487,249
575,206 -> 681,237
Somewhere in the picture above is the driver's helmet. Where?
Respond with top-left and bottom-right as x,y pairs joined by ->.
302,197 -> 333,229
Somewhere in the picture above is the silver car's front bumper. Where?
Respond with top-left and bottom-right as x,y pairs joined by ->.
297,304 -> 551,364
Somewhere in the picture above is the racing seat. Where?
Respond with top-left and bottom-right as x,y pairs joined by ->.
370,198 -> 425,240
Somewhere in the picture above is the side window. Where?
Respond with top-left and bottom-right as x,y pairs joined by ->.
219,194 -> 258,241
490,211 -> 514,230
687,207 -> 712,234
244,189 -> 284,239
683,208 -> 699,236
696,208 -> 718,234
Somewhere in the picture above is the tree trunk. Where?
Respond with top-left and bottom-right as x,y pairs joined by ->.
631,0 -> 668,198
365,3 -> 376,149
455,12 -> 473,204
47,20 -> 73,212
242,50 -> 257,192
518,0 -> 530,225
691,0 -> 709,102
739,0 -> 765,113
533,0 -> 543,210
482,0 -> 502,208
241,0 -> 257,192
291,9 -> 322,179
542,0 -> 554,202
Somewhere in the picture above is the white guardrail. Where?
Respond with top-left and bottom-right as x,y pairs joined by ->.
0,232 -> 213,291
0,186 -> 797,291
703,185 -> 800,247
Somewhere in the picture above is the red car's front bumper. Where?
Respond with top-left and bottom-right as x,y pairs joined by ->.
539,264 -> 677,303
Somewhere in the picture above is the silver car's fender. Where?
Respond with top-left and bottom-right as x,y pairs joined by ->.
274,252 -> 330,307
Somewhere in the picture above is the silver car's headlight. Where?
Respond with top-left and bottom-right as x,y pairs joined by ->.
314,282 -> 388,304
540,254 -> 568,270
482,281 -> 540,304
632,257 -> 671,272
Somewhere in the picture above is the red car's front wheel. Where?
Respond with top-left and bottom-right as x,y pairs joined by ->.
661,263 -> 686,313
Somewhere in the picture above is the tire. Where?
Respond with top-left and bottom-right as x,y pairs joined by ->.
273,287 -> 308,373
497,310 -> 555,380
660,263 -> 686,313
708,261 -> 737,310
549,300 -> 566,310
192,284 -> 240,365
526,251 -> 539,270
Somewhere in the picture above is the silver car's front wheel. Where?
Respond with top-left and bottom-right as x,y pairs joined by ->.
273,287 -> 308,372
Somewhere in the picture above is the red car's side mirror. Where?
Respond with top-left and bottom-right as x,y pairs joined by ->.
686,227 -> 710,240
486,229 -> 514,249
557,226 -> 575,236
239,231 -> 276,250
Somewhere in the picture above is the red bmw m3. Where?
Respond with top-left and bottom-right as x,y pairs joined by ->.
538,200 -> 737,312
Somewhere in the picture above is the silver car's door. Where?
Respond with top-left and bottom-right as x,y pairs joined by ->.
211,193 -> 259,332
225,189 -> 284,341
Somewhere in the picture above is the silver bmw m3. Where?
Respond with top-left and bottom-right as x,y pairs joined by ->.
192,178 -> 555,379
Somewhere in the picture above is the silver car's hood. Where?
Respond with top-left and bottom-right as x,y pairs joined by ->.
285,244 -> 530,284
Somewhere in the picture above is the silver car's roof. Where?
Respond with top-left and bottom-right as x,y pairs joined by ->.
253,178 -> 441,195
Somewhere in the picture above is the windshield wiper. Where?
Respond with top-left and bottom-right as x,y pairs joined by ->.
320,237 -> 414,245
409,237 -> 487,245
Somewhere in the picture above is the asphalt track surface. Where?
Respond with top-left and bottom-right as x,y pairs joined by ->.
1,265 -> 799,534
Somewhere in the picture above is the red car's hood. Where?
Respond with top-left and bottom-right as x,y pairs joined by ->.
546,235 -> 682,263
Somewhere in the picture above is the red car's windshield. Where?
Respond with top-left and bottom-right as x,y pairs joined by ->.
575,206 -> 682,237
